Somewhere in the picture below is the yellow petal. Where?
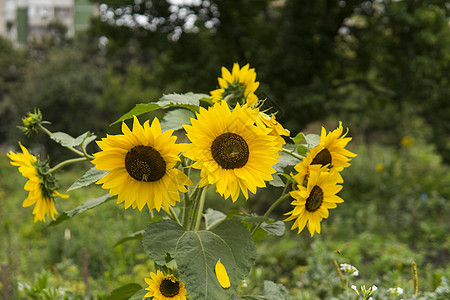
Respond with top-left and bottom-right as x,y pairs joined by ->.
215,259 -> 231,289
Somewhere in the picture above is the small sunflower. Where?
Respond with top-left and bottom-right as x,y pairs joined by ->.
285,165 -> 343,236
255,111 -> 290,149
293,122 -> 356,186
182,101 -> 279,202
210,63 -> 259,107
7,142 -> 69,222
144,270 -> 187,300
92,116 -> 192,212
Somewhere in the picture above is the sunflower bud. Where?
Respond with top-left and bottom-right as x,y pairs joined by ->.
18,109 -> 50,136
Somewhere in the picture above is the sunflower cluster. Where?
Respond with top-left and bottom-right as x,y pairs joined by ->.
284,122 -> 357,236
8,62 -> 357,299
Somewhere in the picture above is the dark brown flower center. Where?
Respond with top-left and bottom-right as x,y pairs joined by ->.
211,132 -> 249,169
305,185 -> 324,212
125,145 -> 166,182
311,148 -> 332,168
160,278 -> 180,297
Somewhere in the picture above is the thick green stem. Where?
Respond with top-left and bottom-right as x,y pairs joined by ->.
187,186 -> 203,230
50,157 -> 89,173
251,190 -> 291,236
194,187 -> 207,232
282,148 -> 304,160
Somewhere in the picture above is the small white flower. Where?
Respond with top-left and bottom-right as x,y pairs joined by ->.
387,287 -> 404,295
340,263 -> 359,276
351,284 -> 357,291
368,297 -> 373,300
372,285 -> 377,291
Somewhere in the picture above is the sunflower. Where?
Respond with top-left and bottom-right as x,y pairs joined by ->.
7,142 -> 69,222
92,116 -> 192,212
293,122 -> 356,186
284,165 -> 343,236
144,270 -> 187,300
182,101 -> 279,202
255,111 -> 290,149
210,63 -> 259,107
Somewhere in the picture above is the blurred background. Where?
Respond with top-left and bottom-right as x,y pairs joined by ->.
0,0 -> 449,299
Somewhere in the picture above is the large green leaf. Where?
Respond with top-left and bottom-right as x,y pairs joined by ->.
67,167 -> 107,191
142,219 -> 256,299
105,283 -> 142,300
48,194 -> 114,227
142,219 -> 185,265
113,93 -> 208,124
160,109 -> 195,132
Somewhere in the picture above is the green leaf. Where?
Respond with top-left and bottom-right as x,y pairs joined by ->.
67,167 -> 107,192
48,194 -> 114,227
128,288 -> 148,300
292,132 -> 306,145
105,283 -> 142,300
268,174 -> 285,187
161,109 -> 195,132
231,281 -> 290,300
142,219 -> 256,300
260,221 -> 285,236
305,133 -> 321,149
274,144 -> 301,172
50,131 -> 95,148
177,220 -> 256,299
115,230 -> 145,247
297,144 -> 308,156
81,133 -> 97,151
262,280 -> 291,300
203,208 -> 226,230
112,92 -> 208,124
142,219 -> 185,265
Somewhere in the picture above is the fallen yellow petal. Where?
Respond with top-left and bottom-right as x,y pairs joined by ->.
215,259 -> 231,288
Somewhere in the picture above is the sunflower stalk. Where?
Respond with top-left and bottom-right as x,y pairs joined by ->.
282,147 -> 305,160
194,187 -> 207,231
188,186 -> 206,230
251,182 -> 291,236
49,157 -> 91,173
